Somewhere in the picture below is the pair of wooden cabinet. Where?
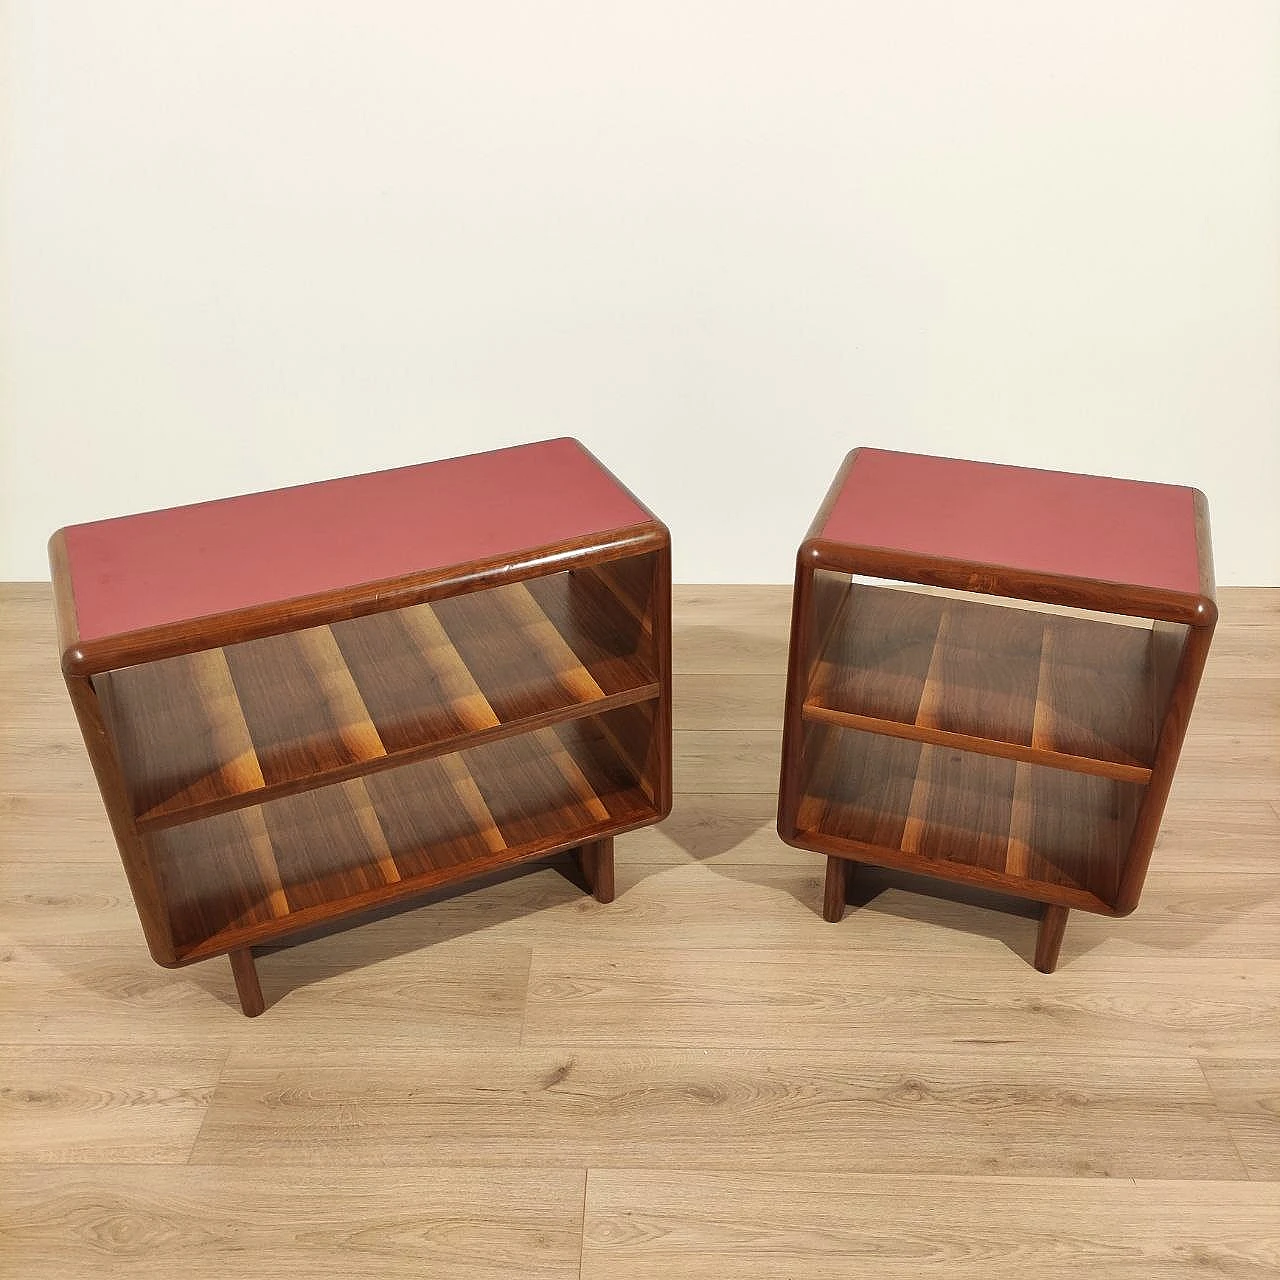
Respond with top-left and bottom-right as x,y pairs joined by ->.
51,440 -> 1214,1014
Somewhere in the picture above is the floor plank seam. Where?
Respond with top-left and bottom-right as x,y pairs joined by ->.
7,1161 -> 1278,1184
520,1166 -> 1280,1186
576,1168 -> 589,1280
500,1043 -> 1256,1059
181,1042 -> 236,1166
1193,1055 -> 1256,1182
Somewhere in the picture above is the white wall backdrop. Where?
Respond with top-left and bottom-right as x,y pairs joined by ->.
3,1 -> 1278,583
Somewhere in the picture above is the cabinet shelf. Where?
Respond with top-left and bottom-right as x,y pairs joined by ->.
794,723 -> 1143,914
803,583 -> 1181,784
97,568 -> 657,832
153,705 -> 661,960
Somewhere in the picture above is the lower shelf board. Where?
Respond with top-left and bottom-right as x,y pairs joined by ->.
151,711 -> 659,960
791,724 -> 1144,912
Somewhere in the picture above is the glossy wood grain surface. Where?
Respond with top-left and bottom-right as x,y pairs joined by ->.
793,724 -> 1140,911
805,583 -> 1170,781
98,569 -> 657,830
2,583 -> 1275,1280
151,710 -> 660,959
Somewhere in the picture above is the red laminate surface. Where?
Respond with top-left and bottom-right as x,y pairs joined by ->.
820,449 -> 1203,596
61,438 -> 652,643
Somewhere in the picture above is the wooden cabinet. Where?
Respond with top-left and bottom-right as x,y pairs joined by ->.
51,439 -> 671,1014
778,447 -> 1216,970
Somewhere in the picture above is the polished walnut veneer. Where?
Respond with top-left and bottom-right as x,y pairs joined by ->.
778,447 -> 1216,971
50,438 -> 672,1014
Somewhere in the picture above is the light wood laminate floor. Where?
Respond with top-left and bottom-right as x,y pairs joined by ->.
2,583 -> 1278,1278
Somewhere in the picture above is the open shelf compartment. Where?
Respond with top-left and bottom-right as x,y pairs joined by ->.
96,554 -> 660,831
150,701 -> 662,959
803,575 -> 1188,783
789,721 -> 1145,914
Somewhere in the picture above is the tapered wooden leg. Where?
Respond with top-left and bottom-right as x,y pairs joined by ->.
578,837 -> 615,904
230,948 -> 266,1017
1035,905 -> 1070,973
822,856 -> 849,922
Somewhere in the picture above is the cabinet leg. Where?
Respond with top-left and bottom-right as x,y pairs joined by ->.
229,948 -> 266,1017
822,857 -> 849,923
579,837 -> 615,904
1035,905 -> 1070,974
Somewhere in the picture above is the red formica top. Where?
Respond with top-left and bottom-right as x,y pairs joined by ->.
56,438 -> 655,652
818,448 -> 1207,599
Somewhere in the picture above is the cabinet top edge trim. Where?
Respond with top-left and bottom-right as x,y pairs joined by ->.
799,539 -> 1215,629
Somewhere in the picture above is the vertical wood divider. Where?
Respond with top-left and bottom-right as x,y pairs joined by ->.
187,648 -> 270,796
1005,764 -> 1034,880
340,777 -> 403,885
899,746 -> 930,856
503,582 -> 609,704
393,603 -> 502,732
439,753 -> 508,857
913,607 -> 950,731
540,729 -> 612,825
292,627 -> 388,763
1028,619 -> 1054,756
241,806 -> 292,918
